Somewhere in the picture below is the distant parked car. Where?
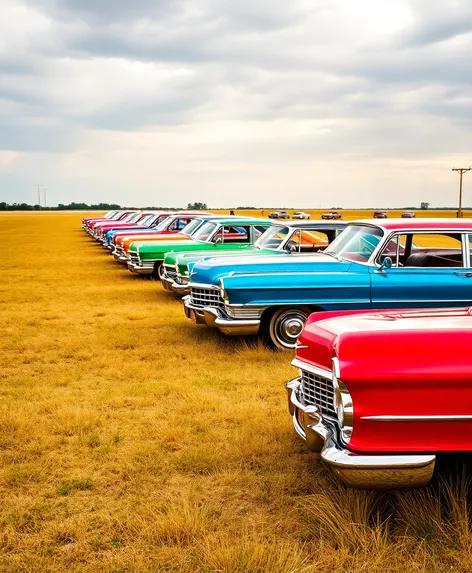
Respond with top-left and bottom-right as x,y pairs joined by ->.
321,211 -> 342,220
268,211 -> 290,219
292,212 -> 310,219
373,210 -> 388,219
402,211 -> 416,218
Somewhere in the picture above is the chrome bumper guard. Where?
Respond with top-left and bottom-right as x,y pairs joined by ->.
161,277 -> 175,291
171,281 -> 191,295
161,276 -> 190,295
183,297 -> 206,324
183,299 -> 260,335
127,261 -> 153,275
113,252 -> 128,263
287,378 -> 436,489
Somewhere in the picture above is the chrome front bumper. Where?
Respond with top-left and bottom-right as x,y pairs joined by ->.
161,276 -> 174,291
127,261 -> 153,275
171,281 -> 191,295
161,276 -> 190,295
287,378 -> 436,489
113,251 -> 128,264
183,299 -> 260,335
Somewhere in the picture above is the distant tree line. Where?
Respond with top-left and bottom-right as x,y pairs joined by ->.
0,202 -> 122,211
1,201 -> 469,211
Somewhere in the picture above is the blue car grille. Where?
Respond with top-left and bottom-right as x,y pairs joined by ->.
299,370 -> 336,418
190,287 -> 224,309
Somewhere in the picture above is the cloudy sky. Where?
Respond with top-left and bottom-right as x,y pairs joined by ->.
0,0 -> 471,208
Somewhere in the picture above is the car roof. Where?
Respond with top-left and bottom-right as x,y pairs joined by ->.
352,218 -> 472,231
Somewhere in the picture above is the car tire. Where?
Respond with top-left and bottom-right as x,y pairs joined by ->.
152,261 -> 164,280
263,306 -> 311,350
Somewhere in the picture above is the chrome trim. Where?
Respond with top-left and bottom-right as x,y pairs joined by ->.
331,357 -> 353,442
287,379 -> 436,489
291,357 -> 333,381
171,282 -> 191,294
371,299 -> 472,304
202,307 -> 260,336
362,415 -> 472,422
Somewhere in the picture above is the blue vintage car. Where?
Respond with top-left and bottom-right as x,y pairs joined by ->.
183,219 -> 472,349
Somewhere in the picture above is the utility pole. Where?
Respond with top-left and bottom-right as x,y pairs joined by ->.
452,167 -> 471,218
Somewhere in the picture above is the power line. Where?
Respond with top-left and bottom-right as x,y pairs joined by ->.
452,167 -> 471,218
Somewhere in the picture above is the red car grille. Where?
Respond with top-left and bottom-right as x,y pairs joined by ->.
299,369 -> 336,418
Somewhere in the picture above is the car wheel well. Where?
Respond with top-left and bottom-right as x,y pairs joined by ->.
260,305 -> 324,349
151,261 -> 163,280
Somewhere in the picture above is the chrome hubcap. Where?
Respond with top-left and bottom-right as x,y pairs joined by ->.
283,318 -> 304,338
272,309 -> 308,348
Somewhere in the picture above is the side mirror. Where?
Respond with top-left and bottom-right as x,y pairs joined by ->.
287,243 -> 298,253
377,256 -> 393,273
214,236 -> 222,244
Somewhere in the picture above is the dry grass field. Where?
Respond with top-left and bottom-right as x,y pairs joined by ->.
2,211 -> 472,573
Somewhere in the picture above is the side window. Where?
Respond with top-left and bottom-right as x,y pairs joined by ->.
378,234 -> 407,267
404,233 -> 463,268
222,226 -> 249,243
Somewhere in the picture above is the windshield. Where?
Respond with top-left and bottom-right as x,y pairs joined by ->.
154,216 -> 174,231
137,214 -> 153,225
325,225 -> 384,262
121,213 -> 139,223
192,221 -> 218,242
255,225 -> 290,250
181,218 -> 203,236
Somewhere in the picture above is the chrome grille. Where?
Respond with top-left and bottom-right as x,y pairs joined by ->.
299,370 -> 336,418
190,287 -> 224,309
129,252 -> 140,266
164,265 -> 178,280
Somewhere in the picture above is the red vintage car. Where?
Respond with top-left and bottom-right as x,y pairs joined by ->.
82,211 -> 134,233
286,306 -> 472,489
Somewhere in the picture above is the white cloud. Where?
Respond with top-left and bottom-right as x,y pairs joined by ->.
1,0 -> 471,207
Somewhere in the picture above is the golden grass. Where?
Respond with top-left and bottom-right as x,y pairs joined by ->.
1,211 -> 472,572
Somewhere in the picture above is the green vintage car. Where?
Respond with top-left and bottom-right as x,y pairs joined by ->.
161,220 -> 348,294
127,217 -> 271,277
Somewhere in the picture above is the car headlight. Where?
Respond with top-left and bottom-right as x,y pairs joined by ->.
331,357 -> 353,443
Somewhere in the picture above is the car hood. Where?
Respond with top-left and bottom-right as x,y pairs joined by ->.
130,239 -> 197,256
165,246 -> 261,267
190,253 -> 353,286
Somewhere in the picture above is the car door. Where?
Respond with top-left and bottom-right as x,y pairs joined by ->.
370,231 -> 472,309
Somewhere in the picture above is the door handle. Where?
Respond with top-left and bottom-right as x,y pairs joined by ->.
455,272 -> 472,278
